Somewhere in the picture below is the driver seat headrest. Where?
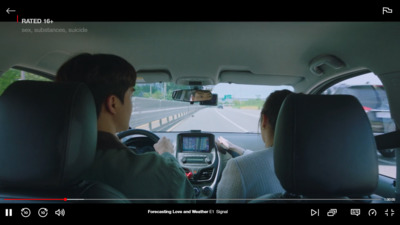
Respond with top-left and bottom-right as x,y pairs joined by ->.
0,81 -> 97,188
274,94 -> 379,198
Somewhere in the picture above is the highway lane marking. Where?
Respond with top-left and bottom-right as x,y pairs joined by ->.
214,108 -> 248,132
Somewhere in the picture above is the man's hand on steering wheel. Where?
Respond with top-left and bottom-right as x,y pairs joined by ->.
153,137 -> 175,155
117,129 -> 160,154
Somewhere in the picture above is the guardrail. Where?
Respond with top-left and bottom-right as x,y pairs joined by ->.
129,97 -> 205,131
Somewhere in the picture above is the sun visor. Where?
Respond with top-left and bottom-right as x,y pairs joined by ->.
218,70 -> 304,85
136,70 -> 172,83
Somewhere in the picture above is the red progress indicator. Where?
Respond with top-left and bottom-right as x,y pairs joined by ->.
3,198 -> 67,201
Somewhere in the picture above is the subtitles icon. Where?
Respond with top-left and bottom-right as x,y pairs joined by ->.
383,7 -> 393,15
350,209 -> 361,216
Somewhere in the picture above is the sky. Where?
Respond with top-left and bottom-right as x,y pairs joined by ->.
210,72 -> 382,100
211,83 -> 294,99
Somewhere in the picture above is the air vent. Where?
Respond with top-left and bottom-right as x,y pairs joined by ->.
197,168 -> 214,181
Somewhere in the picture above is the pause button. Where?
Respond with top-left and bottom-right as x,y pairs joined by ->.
5,209 -> 12,217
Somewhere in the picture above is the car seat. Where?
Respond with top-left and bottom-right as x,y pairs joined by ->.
251,94 -> 379,203
0,81 -> 128,203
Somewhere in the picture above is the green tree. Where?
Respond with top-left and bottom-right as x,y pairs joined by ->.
0,69 -> 51,95
133,82 -> 189,100
0,69 -> 21,95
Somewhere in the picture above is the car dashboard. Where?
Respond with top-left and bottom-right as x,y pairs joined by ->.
175,131 -> 220,199
152,131 -> 265,202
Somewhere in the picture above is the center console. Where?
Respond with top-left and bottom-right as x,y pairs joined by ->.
176,131 -> 220,199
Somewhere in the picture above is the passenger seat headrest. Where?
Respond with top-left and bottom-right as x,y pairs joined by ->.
0,81 -> 97,188
274,94 -> 378,197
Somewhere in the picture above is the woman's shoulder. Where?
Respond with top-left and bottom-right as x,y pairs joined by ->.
221,148 -> 275,184
225,148 -> 274,173
237,148 -> 273,161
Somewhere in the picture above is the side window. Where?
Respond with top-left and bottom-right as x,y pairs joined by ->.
322,72 -> 396,178
0,68 -> 51,95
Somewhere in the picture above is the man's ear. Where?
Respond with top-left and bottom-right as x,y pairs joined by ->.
104,95 -> 119,115
261,114 -> 269,129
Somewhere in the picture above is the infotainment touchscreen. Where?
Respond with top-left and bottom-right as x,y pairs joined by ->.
182,136 -> 210,152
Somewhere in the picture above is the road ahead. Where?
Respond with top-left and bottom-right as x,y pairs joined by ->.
169,107 -> 261,133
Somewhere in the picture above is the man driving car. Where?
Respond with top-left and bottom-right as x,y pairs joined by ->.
56,53 -> 195,203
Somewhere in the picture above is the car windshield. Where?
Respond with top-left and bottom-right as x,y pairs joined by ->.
130,83 -> 294,133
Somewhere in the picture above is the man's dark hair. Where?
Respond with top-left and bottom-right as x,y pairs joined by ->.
56,53 -> 137,116
259,89 -> 293,132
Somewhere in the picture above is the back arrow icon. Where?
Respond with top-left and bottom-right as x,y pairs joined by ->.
6,8 -> 16,14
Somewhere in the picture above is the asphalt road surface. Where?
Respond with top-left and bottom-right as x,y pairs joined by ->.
169,107 -> 260,133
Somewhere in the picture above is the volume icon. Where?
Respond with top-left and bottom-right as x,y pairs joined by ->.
55,209 -> 65,217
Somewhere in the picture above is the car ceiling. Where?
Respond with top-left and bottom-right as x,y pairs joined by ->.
1,22 -> 400,92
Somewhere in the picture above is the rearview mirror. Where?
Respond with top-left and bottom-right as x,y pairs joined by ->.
172,89 -> 214,103
200,94 -> 218,106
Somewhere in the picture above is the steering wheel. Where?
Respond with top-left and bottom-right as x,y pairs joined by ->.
117,129 -> 160,154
